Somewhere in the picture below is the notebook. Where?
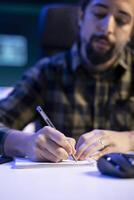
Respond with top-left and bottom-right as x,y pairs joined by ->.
13,157 -> 96,169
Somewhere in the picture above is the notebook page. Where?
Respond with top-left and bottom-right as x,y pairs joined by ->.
13,157 -> 96,169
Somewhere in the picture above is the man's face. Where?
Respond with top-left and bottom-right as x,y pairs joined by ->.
79,0 -> 134,66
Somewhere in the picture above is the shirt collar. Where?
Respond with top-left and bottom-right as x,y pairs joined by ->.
116,47 -> 132,71
70,43 -> 132,74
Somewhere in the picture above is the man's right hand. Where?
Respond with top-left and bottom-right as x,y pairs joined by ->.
4,126 -> 76,162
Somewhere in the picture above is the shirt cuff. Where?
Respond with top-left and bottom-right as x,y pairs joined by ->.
0,131 -> 8,156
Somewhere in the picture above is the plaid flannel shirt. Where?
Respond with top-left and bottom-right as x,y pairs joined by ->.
0,44 -> 134,154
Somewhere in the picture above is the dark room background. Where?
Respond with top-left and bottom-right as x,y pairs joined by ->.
0,0 -> 78,86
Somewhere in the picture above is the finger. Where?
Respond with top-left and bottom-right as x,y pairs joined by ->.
35,147 -> 61,162
40,137 -> 69,160
39,126 -> 73,155
76,129 -> 105,149
88,137 -> 110,154
75,133 -> 103,159
76,136 -> 111,160
75,131 -> 96,149
36,129 -> 70,160
91,146 -> 117,160
76,142 -> 103,161
67,137 -> 76,154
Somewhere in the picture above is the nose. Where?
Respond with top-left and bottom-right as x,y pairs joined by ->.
100,15 -> 115,35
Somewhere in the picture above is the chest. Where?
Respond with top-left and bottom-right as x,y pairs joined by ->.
43,72 -> 134,136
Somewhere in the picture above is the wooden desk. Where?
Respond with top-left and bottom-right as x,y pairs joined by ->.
0,161 -> 134,200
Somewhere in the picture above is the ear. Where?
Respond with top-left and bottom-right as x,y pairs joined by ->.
78,9 -> 84,28
78,19 -> 82,28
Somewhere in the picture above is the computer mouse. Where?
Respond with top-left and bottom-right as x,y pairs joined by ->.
97,153 -> 134,178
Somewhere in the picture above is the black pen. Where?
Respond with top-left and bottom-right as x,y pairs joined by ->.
36,106 -> 77,161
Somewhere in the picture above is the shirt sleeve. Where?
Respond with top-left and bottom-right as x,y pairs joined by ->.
0,130 -> 8,155
0,58 -> 49,155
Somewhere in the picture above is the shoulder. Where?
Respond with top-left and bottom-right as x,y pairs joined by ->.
19,51 -> 71,83
37,51 -> 69,70
125,46 -> 134,61
121,46 -> 134,72
125,47 -> 134,94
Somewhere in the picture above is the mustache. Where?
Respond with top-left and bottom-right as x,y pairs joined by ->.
91,35 -> 113,45
85,34 -> 116,65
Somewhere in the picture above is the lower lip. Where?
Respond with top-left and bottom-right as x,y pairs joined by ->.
94,40 -> 110,51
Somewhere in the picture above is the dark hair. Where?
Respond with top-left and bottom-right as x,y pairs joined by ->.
80,0 -> 92,11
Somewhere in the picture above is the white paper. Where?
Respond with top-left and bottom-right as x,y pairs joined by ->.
13,157 -> 96,169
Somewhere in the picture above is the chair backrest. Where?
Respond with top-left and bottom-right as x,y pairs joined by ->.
38,4 -> 80,57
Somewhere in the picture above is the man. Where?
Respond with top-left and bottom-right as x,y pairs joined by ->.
0,0 -> 134,162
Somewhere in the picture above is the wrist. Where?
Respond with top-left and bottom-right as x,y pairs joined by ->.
4,130 -> 31,157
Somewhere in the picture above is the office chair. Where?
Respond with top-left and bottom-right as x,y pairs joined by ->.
35,4 -> 80,131
38,4 -> 80,57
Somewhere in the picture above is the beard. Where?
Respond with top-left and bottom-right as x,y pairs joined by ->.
86,35 -> 116,65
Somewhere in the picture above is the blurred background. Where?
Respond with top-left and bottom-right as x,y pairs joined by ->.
0,0 -> 78,87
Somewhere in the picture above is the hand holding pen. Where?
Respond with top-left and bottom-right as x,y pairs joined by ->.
36,106 -> 77,161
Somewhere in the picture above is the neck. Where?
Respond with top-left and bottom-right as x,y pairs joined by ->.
81,46 -> 120,74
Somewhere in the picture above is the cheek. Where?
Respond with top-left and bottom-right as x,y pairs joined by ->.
80,21 -> 95,41
118,25 -> 133,42
116,29 -> 131,46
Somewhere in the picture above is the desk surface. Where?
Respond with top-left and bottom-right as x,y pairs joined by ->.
0,161 -> 134,200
